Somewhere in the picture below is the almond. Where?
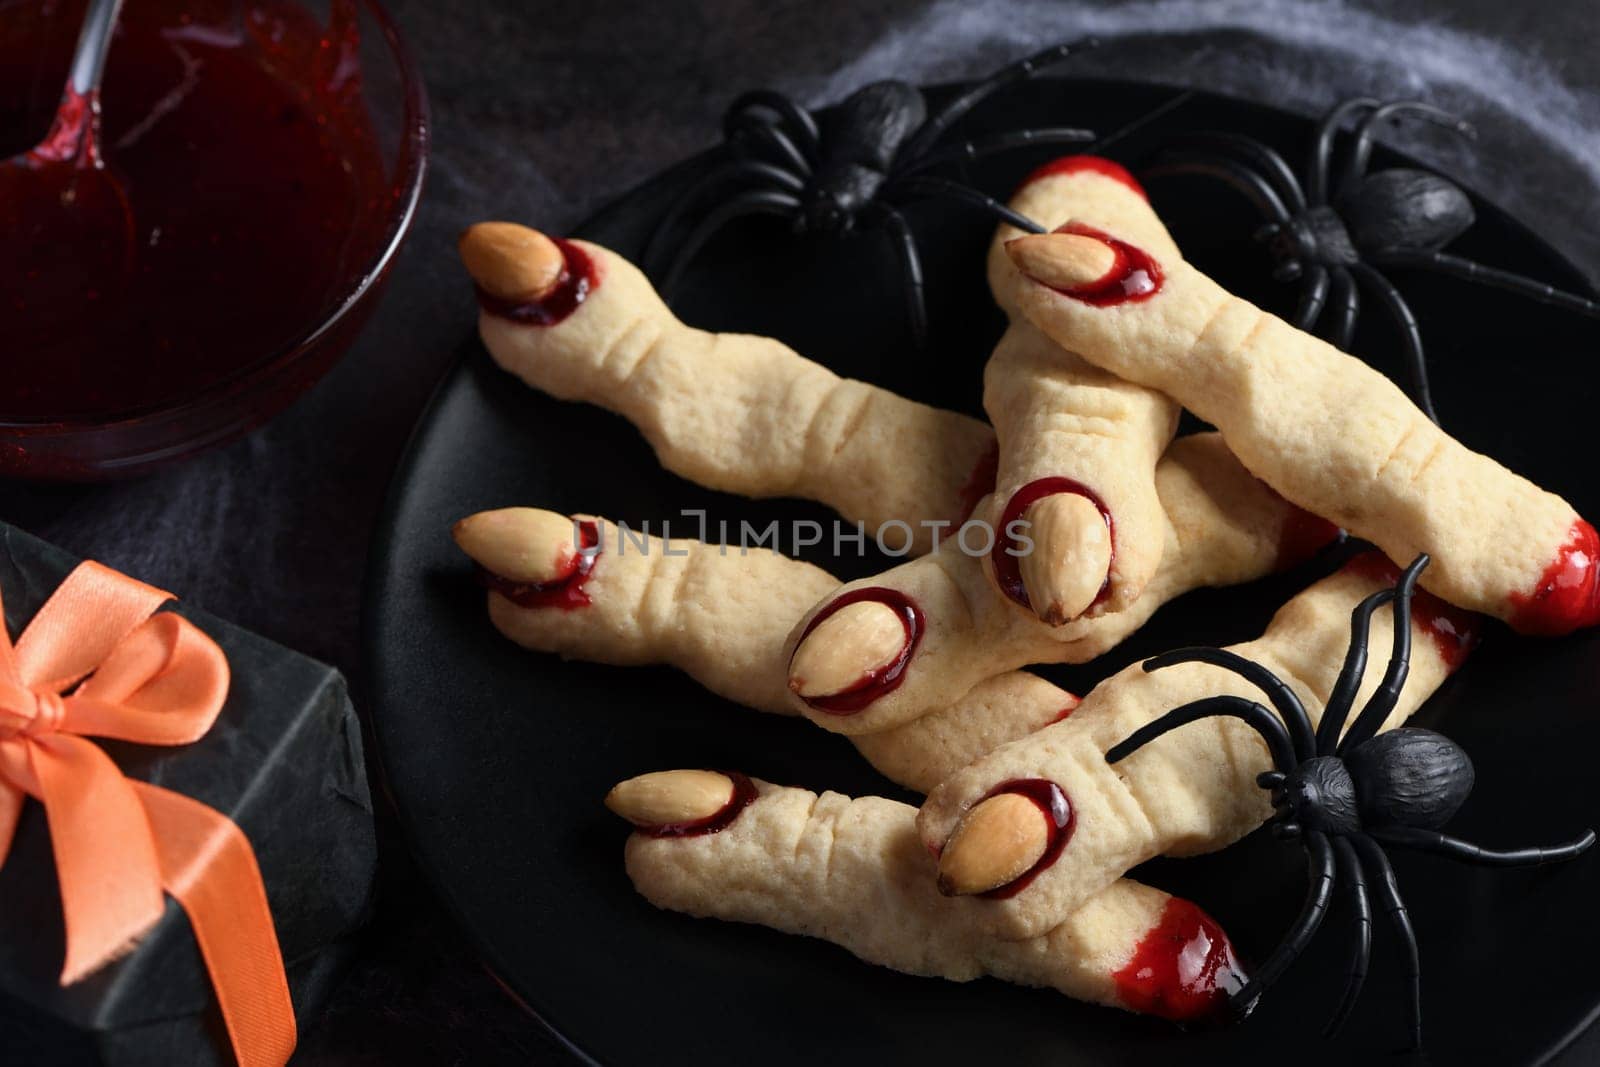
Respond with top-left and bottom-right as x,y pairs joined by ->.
936,793 -> 1050,896
1005,231 -> 1118,291
452,508 -> 580,584
604,770 -> 735,827
1018,492 -> 1111,625
458,222 -> 565,302
788,600 -> 907,698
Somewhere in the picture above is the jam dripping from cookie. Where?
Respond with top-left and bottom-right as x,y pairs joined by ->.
792,588 -> 924,714
1045,698 -> 1081,727
1508,519 -> 1600,637
475,237 -> 597,327
991,477 -> 1114,613
1019,154 -> 1147,200
1112,898 -> 1246,1022
634,771 -> 759,839
977,779 -> 1074,899
1342,551 -> 1481,670
477,520 -> 601,610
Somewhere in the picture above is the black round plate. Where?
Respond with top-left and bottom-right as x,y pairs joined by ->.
365,78 -> 1600,1066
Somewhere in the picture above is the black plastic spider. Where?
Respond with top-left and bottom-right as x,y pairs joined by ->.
1143,98 -> 1600,424
1106,553 -> 1595,1047
642,40 -> 1106,345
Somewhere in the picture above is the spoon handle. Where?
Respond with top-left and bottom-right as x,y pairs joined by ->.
67,0 -> 126,96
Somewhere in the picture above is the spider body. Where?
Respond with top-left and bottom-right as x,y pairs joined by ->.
1107,553 -> 1594,1046
1344,726 -> 1474,830
1263,169 -> 1473,281
1144,98 -> 1600,425
1272,755 -> 1359,836
644,40 -> 1107,343
802,82 -> 924,232
1335,168 -> 1473,257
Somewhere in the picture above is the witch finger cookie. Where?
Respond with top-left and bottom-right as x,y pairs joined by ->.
1002,221 -> 1600,635
607,769 -> 1245,1020
460,223 -> 996,554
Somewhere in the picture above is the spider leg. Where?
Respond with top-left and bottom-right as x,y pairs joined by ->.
1375,249 -> 1600,321
643,161 -> 805,276
1314,588 -> 1396,753
724,90 -> 820,158
1142,647 -> 1315,760
1324,265 -> 1361,351
1229,831 -> 1336,1017
1158,132 -> 1307,210
1370,825 -> 1597,867
1352,832 -> 1422,1049
1348,262 -> 1440,425
1309,97 -> 1382,206
726,113 -> 814,176
1293,265 -> 1331,330
1323,837 -> 1373,1037
900,126 -> 1095,175
1141,152 -> 1292,225
868,203 -> 928,349
656,189 -> 803,298
900,38 -> 1098,163
1337,554 -> 1429,755
1086,88 -> 1197,155
887,175 -> 1045,233
1337,101 -> 1475,199
1105,695 -> 1299,776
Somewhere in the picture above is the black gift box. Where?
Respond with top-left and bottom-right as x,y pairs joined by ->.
0,525 -> 377,1066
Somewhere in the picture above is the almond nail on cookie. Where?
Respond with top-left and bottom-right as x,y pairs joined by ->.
458,223 -> 997,553
978,158 -> 1183,625
458,222 -> 567,304
785,432 -> 1338,735
453,507 -> 585,586
611,771 -> 1245,1020
1004,222 -> 1600,635
918,557 -> 1481,940
605,769 -> 737,829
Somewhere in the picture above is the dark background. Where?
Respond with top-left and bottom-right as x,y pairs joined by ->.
4,1 -> 1598,1062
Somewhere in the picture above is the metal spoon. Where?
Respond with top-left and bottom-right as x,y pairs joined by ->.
2,0 -> 133,340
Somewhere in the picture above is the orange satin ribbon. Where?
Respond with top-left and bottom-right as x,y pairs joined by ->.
0,561 -> 296,1067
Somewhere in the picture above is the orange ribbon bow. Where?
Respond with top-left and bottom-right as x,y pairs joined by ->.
0,561 -> 296,1067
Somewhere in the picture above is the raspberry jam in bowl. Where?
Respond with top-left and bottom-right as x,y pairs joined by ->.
0,0 -> 428,479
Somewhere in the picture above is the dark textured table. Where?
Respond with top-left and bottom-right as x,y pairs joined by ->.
3,2 -> 1598,1063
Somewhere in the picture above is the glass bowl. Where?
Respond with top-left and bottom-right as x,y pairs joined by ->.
0,0 -> 429,480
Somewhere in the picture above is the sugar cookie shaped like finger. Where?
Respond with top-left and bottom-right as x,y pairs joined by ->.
980,158 -> 1183,625
785,432 -> 1340,735
454,507 -> 835,716
460,224 -> 997,554
917,555 -> 1481,940
608,770 -> 1245,1020
981,324 -> 1178,624
1004,223 -> 1600,635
